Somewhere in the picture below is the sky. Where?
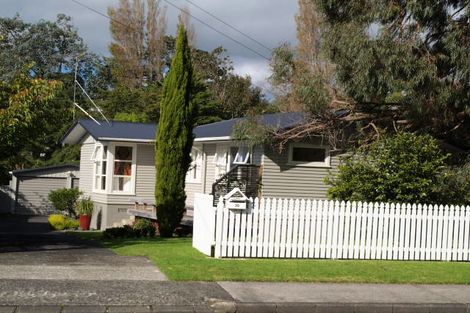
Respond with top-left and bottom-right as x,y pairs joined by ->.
3,0 -> 299,95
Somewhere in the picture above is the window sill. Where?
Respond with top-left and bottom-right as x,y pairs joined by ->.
186,180 -> 202,184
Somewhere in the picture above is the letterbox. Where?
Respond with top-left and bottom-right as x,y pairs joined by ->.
223,187 -> 250,210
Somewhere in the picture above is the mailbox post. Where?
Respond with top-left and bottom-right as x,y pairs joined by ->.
223,187 -> 250,210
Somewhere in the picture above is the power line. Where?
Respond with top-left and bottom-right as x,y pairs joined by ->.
162,0 -> 271,61
71,0 -> 270,60
183,0 -> 272,53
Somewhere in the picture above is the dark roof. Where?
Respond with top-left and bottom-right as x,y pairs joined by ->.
11,164 -> 79,176
61,112 -> 308,144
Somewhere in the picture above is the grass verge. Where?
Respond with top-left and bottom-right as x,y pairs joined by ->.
69,232 -> 470,284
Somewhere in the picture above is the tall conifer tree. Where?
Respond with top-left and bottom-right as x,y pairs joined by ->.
155,25 -> 194,237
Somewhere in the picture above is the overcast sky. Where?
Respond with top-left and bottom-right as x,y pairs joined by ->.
3,0 -> 299,94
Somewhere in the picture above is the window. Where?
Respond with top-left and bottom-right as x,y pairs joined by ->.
232,146 -> 251,165
93,144 -> 107,191
112,145 -> 134,193
288,143 -> 329,167
214,145 -> 228,178
187,148 -> 203,183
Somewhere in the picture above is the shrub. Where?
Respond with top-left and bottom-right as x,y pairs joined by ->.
133,218 -> 156,237
102,225 -> 136,239
432,162 -> 470,205
76,197 -> 94,216
102,218 -> 157,239
48,188 -> 82,217
326,132 -> 449,204
48,214 -> 79,230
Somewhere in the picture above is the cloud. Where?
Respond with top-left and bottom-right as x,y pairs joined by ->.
2,0 -> 299,93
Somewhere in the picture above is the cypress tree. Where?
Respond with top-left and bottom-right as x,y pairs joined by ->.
155,25 -> 194,237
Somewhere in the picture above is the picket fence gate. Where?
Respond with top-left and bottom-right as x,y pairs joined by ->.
192,193 -> 470,261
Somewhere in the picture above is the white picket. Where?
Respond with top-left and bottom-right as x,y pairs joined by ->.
342,201 -> 351,258
273,198 -> 282,258
409,204 -> 417,260
464,206 -> 470,261
279,199 -> 288,258
303,200 -> 312,258
353,202 -> 361,259
454,206 -> 462,261
297,199 -> 306,258
268,198 -> 277,257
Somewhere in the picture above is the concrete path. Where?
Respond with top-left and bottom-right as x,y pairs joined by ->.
0,215 -> 166,281
219,282 -> 470,304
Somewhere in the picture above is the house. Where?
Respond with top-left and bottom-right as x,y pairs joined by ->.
3,164 -> 80,215
61,112 -> 341,229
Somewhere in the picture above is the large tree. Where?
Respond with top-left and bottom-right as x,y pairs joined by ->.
314,0 -> 470,149
108,0 -> 167,87
0,14 -> 88,79
155,25 -> 195,237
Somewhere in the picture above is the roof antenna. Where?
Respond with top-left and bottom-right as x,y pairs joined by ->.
73,102 -> 102,125
72,54 -> 111,126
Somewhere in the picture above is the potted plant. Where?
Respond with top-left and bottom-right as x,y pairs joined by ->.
76,197 -> 94,230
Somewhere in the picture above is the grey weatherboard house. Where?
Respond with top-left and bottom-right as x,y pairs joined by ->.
61,112 -> 340,229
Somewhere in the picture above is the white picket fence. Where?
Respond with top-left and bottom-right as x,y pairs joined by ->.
192,193 -> 470,261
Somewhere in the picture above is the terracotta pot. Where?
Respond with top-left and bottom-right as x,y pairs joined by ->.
79,214 -> 91,230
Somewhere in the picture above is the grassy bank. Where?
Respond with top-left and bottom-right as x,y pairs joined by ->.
71,232 -> 470,283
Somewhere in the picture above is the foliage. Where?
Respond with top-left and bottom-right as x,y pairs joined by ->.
0,71 -> 61,156
133,218 -> 156,237
315,0 -> 470,150
269,0 -> 334,114
232,117 -> 276,147
102,225 -> 136,239
80,235 -> 470,284
114,112 -> 150,123
155,25 -> 195,237
102,219 -> 156,239
48,188 -> 82,217
48,214 -> 79,230
108,0 -> 167,87
192,46 -> 268,120
76,197 -> 94,216
326,132 -> 449,204
0,14 -> 87,79
433,162 -> 470,205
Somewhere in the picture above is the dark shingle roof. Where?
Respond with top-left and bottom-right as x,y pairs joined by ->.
61,112 -> 308,144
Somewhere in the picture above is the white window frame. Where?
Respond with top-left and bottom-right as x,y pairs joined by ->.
287,143 -> 330,167
92,143 -> 108,193
187,147 -> 204,183
232,145 -> 251,165
110,143 -> 137,195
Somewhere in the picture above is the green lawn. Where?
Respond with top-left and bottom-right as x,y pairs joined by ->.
71,232 -> 470,284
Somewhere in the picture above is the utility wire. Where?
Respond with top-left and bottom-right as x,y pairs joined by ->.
183,0 -> 272,53
162,0 -> 270,60
71,0 -> 270,61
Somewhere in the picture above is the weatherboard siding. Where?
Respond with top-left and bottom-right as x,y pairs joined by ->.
202,143 -> 217,194
135,143 -> 156,202
79,135 -> 95,198
261,142 -> 341,199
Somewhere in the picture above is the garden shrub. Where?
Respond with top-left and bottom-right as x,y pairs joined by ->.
102,218 -> 157,239
102,225 -> 136,239
48,214 -> 79,230
326,132 -> 450,204
133,218 -> 156,237
48,188 -> 82,217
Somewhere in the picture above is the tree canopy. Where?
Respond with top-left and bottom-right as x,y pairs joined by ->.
315,0 -> 470,149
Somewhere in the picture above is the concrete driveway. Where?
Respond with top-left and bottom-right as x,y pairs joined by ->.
0,215 -> 167,281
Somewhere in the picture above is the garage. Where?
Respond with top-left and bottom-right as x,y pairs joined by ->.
4,164 -> 80,215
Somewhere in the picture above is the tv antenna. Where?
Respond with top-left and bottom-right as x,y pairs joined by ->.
73,55 -> 110,125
